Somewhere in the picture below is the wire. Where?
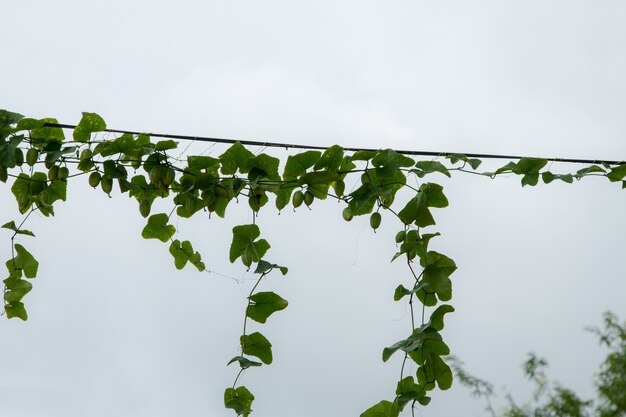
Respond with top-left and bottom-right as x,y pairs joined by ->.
43,122 -> 625,166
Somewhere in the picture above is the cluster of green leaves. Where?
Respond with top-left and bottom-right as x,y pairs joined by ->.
226,227 -> 289,416
2,242 -> 38,320
354,186 -> 457,415
451,313 -> 626,417
483,156 -> 626,187
3,109 -> 626,417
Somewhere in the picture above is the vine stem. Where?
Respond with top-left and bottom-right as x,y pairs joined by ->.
232,368 -> 245,389
241,271 -> 269,352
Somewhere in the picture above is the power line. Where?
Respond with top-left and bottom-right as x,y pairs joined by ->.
44,122 -> 625,166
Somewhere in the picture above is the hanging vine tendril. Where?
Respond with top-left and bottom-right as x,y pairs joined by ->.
1,110 -> 625,417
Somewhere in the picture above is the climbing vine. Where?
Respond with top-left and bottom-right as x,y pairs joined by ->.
1,109 -> 624,416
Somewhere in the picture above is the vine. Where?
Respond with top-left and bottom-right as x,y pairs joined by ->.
1,109 -> 624,416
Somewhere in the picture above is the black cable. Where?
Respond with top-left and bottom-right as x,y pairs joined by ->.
44,122 -> 625,166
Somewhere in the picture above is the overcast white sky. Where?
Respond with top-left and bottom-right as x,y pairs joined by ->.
2,1 -> 626,416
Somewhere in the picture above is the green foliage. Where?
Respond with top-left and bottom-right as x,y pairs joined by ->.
9,244 -> 39,278
227,356 -> 262,369
419,251 -> 456,304
73,112 -> 106,142
224,386 -> 255,417
360,400 -> 400,417
398,183 -> 448,227
396,376 -> 430,408
141,214 -> 175,242
1,221 -> 35,237
220,141 -> 255,175
455,313 -> 626,417
169,240 -> 205,271
591,312 -> 626,417
283,150 -> 321,178
1,109 -> 624,417
246,291 -> 288,324
412,160 -> 451,178
229,225 -> 271,267
241,332 -> 273,365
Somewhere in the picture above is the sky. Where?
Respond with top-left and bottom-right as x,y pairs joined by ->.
2,1 -> 626,416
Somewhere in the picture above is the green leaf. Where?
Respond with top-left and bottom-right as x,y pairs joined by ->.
416,365 -> 435,390
412,160 -> 451,178
420,251 -> 456,302
421,337 -> 450,359
425,353 -> 453,390
397,196 -> 418,226
73,112 -> 106,142
394,285 -> 411,301
29,118 -> 65,142
168,240 -> 205,271
418,396 -> 431,406
495,161 -> 517,175
3,277 -> 33,303
415,290 -> 438,307
521,173 -> 540,187
46,179 -> 67,203
154,140 -> 178,151
393,232 -> 440,261
283,150 -> 321,178
395,376 -> 427,409
371,149 -> 415,177
39,141 -> 64,165
348,183 -> 379,216
542,172 -> 574,184
274,187 -> 293,211
420,183 -> 448,208
11,173 -> 43,213
188,155 -> 220,171
1,221 -> 35,237
298,171 -> 338,199
141,214 -> 175,242
103,160 -> 128,179
575,165 -> 605,179
241,332 -> 273,364
5,301 -> 28,320
314,145 -> 344,171
254,260 -> 274,274
514,157 -> 548,175
11,244 -> 39,278
404,327 -> 449,366
347,169 -> 406,215
229,225 -> 271,266
447,154 -> 482,169
607,164 -> 626,182
428,304 -> 455,331
0,134 -> 22,167
360,400 -> 400,417
14,117 -> 45,131
254,260 -> 288,275
247,292 -> 288,324
94,133 -> 140,157
0,109 -> 24,126
383,326 -> 441,362
227,356 -> 263,369
350,150 -> 376,162
393,282 -> 429,301
129,175 -> 159,203
397,184 -> 448,227
220,142 -> 255,175
224,386 -> 255,417
504,158 -> 548,187
382,337 -> 414,362
246,153 -> 280,181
